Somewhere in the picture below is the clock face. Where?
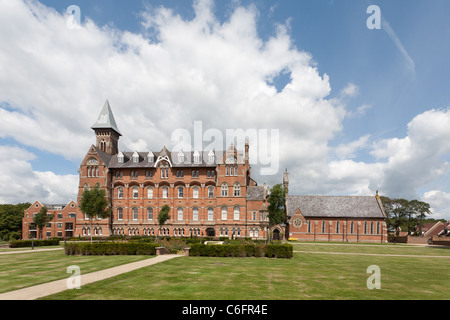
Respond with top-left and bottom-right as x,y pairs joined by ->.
293,218 -> 302,228
226,156 -> 236,164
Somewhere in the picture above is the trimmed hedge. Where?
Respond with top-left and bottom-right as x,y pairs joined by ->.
64,242 -> 158,255
10,239 -> 60,248
189,243 -> 293,259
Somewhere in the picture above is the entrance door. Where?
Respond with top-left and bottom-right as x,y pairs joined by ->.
206,228 -> 215,237
273,229 -> 280,240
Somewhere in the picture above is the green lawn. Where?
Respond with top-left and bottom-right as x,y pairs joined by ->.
39,242 -> 450,300
0,250 -> 151,293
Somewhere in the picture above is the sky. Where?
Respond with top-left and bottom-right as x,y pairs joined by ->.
1,0 -> 450,220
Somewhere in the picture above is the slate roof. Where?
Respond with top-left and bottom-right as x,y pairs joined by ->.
91,100 -> 122,136
246,186 -> 265,201
286,195 -> 386,219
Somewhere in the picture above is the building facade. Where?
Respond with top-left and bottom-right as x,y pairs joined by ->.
22,101 -> 388,243
74,100 -> 270,239
280,170 -> 388,243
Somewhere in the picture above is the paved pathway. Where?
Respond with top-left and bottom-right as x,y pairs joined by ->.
0,254 -> 182,300
0,247 -> 64,255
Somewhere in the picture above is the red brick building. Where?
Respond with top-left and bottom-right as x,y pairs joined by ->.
281,170 -> 388,243
73,100 -> 270,239
22,101 -> 388,242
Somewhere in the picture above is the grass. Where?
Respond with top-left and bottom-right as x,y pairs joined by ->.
0,250 -> 151,293
39,242 -> 450,300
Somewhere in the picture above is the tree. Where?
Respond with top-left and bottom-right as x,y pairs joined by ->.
79,186 -> 111,243
409,200 -> 432,235
33,206 -> 54,240
381,196 -> 432,241
0,203 -> 31,241
157,205 -> 171,239
158,205 -> 171,226
268,184 -> 286,241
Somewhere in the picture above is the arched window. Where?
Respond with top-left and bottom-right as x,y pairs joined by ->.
350,221 -> 354,234
117,207 -> 123,220
193,207 -> 199,221
132,207 -> 138,220
118,187 -> 123,199
321,221 -> 326,233
370,221 -> 374,234
162,187 -> 168,199
178,208 -> 183,221
147,187 -> 153,199
178,187 -> 184,198
221,183 -> 228,197
233,183 -> 241,197
221,206 -> 227,220
147,207 -> 153,220
132,187 -> 138,199
208,186 -> 214,199
336,221 -> 340,234
193,187 -> 199,199
376,221 -> 380,234
208,207 -> 214,221
364,221 -> 368,234
233,206 -> 240,221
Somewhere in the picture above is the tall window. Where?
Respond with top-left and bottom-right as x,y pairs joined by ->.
178,208 -> 183,221
364,221 -> 368,234
178,187 -> 184,198
118,187 -> 123,199
321,221 -> 326,233
132,207 -> 138,220
234,206 -> 240,221
193,187 -> 199,199
221,206 -> 227,220
208,187 -> 214,199
193,207 -> 199,221
376,221 -> 380,234
233,183 -> 241,196
336,221 -> 340,234
221,183 -> 228,196
162,187 -> 168,199
208,207 -> 214,221
132,187 -> 138,199
147,187 -> 153,199
118,208 -> 123,220
147,207 -> 153,220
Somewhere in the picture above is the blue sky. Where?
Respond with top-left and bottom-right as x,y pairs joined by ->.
1,0 -> 450,219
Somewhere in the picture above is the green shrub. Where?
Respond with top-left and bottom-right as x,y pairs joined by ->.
64,242 -> 158,255
189,243 -> 292,259
10,239 -> 60,248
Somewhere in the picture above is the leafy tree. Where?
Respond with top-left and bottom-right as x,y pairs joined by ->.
79,186 -> 111,243
0,203 -> 31,241
381,196 -> 432,240
33,206 -> 54,240
409,200 -> 432,235
268,184 -> 286,241
158,205 -> 171,227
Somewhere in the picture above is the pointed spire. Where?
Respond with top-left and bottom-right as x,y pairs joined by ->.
91,100 -> 122,136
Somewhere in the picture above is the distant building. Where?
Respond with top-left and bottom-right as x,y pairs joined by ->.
280,169 -> 388,243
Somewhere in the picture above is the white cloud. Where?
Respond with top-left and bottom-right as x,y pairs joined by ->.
0,0 -> 449,220
422,190 -> 450,220
0,146 -> 78,204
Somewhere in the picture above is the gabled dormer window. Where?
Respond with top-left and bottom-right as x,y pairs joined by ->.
208,150 -> 215,163
132,151 -> 139,163
118,151 -> 124,164
193,151 -> 200,163
147,151 -> 154,163
178,151 -> 184,164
